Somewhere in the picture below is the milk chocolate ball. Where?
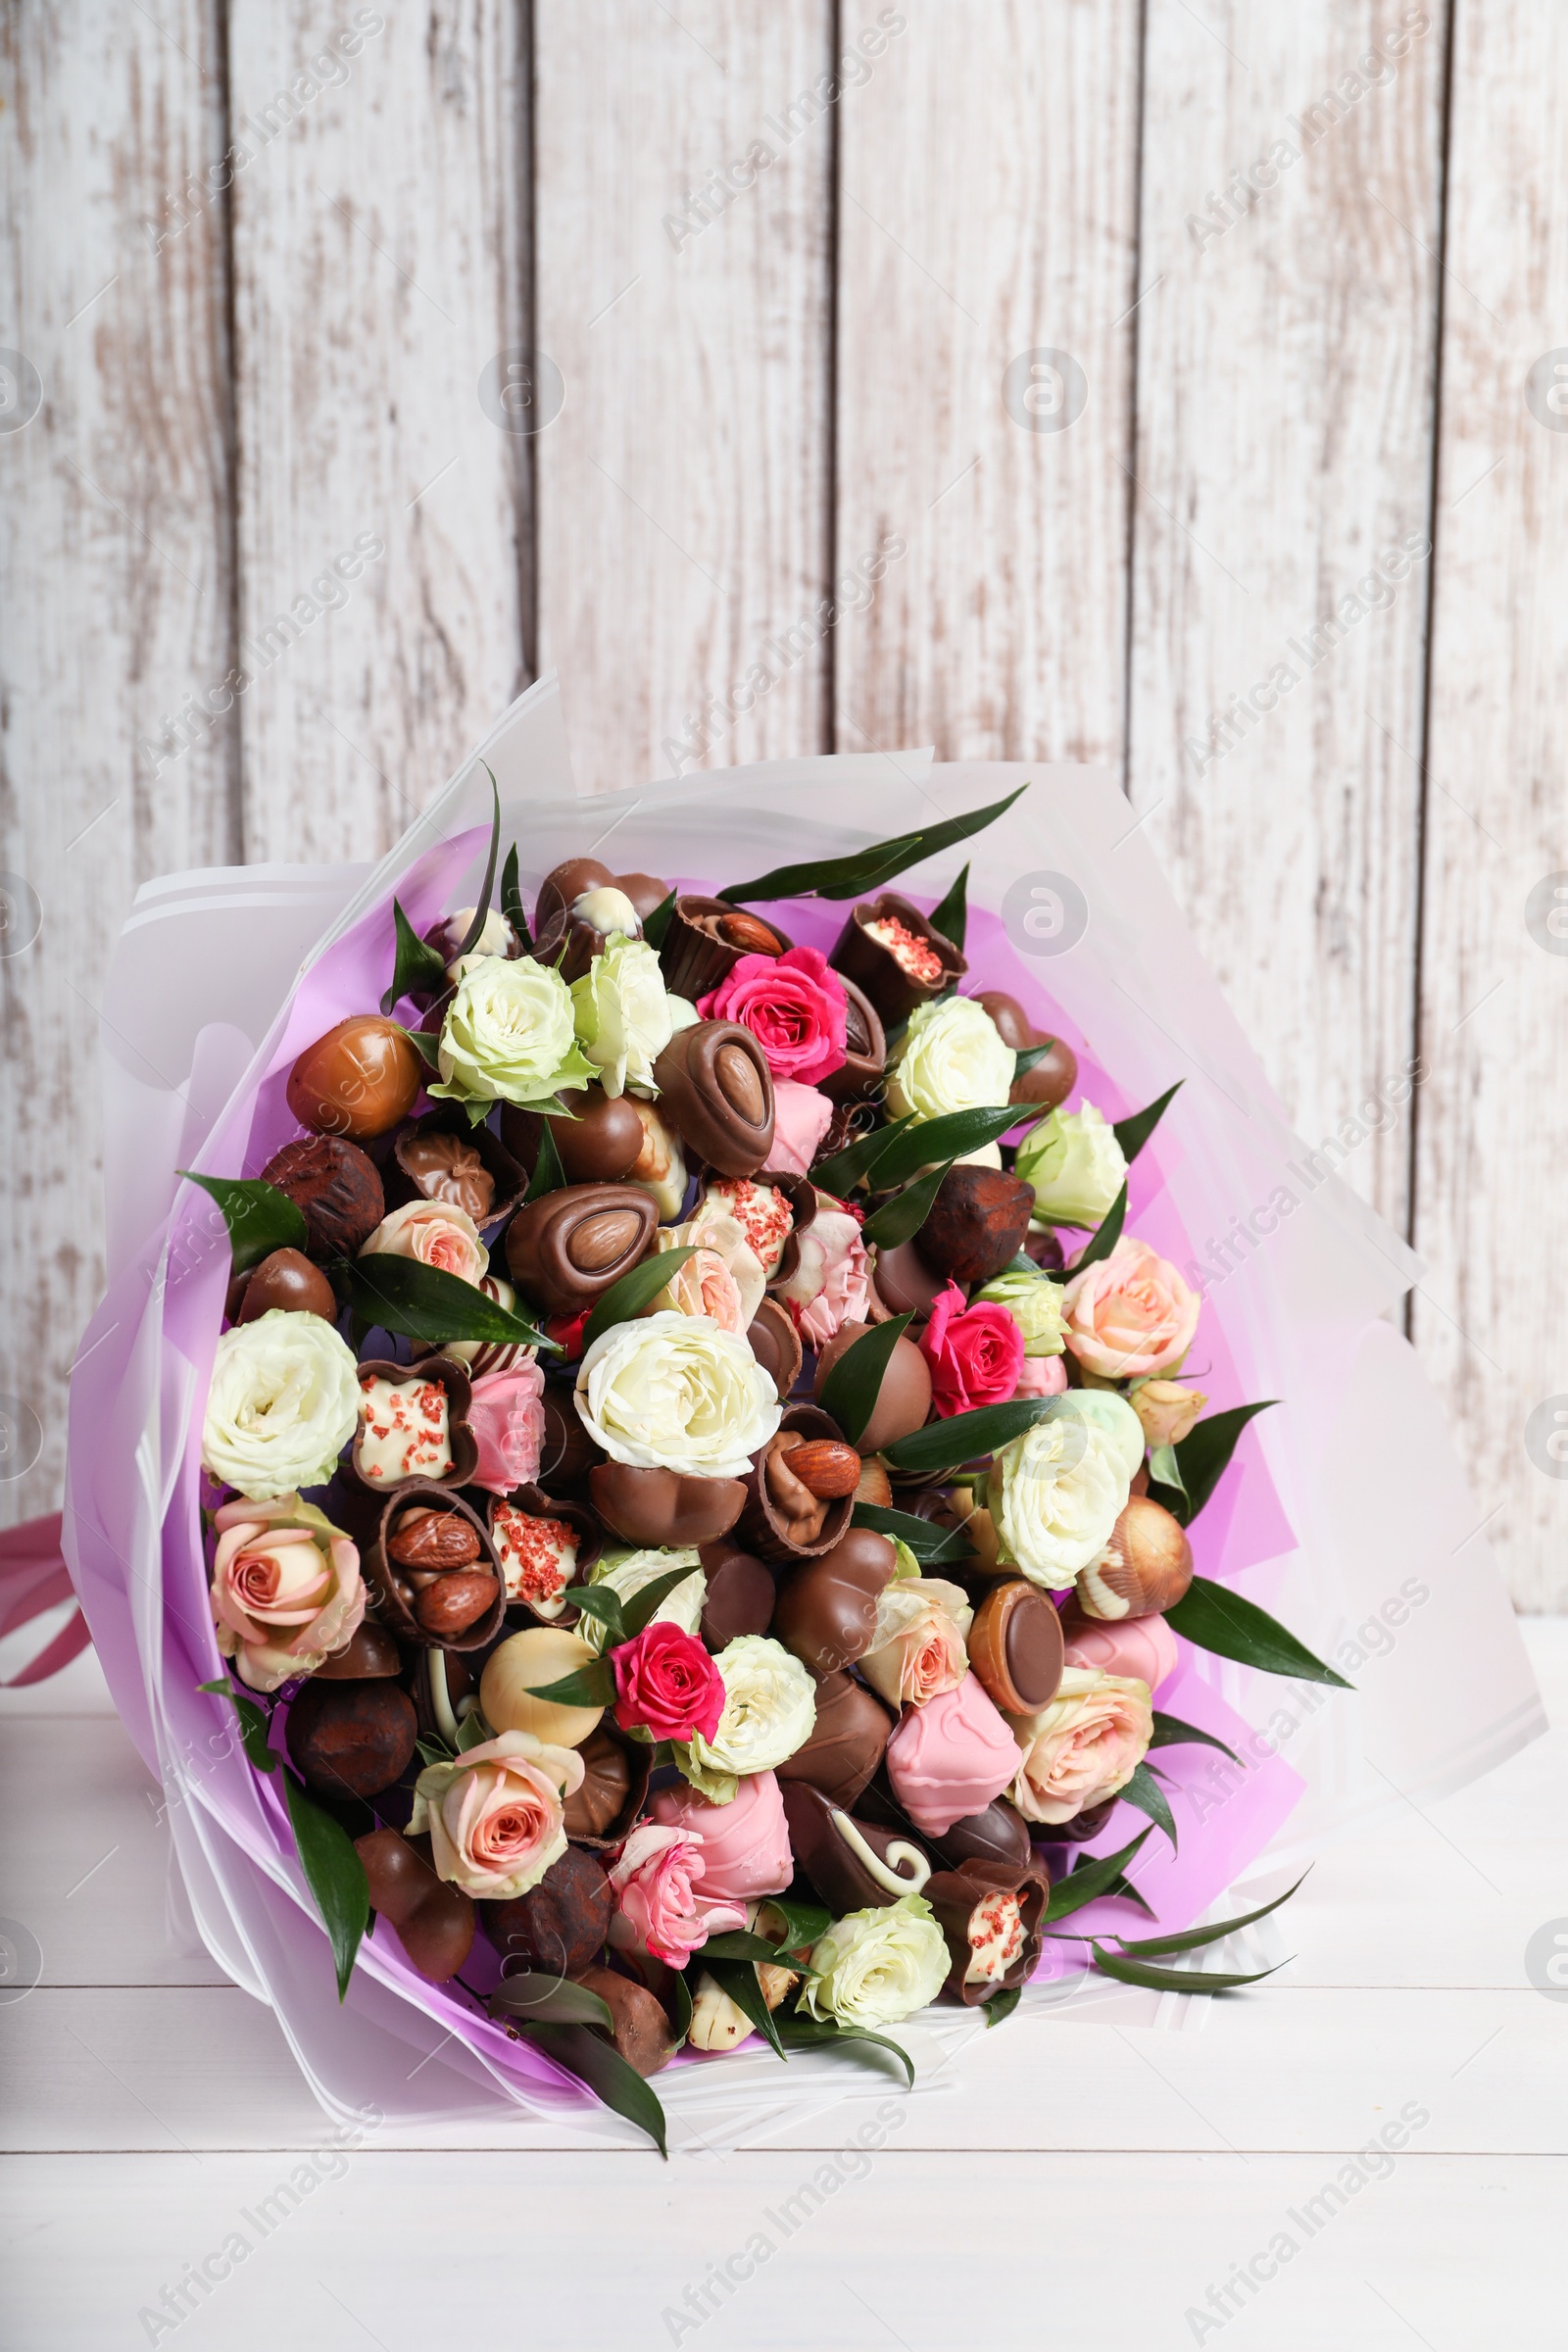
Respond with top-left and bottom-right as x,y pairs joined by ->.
812,1321 -> 932,1452
286,1016 -> 424,1141
234,1248 -> 339,1324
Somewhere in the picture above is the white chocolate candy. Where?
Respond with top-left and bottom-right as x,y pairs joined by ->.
355,1375 -> 452,1485
963,1888 -> 1025,1985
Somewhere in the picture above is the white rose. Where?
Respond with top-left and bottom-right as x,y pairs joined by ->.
987,1411 -> 1130,1589
574,1311 -> 781,1479
429,954 -> 595,1108
201,1309 -> 361,1501
1041,1389 -> 1146,1482
1014,1103 -> 1128,1230
885,995 -> 1015,1124
578,1546 -> 706,1655
972,1265 -> 1068,1356
801,1894 -> 951,2029
675,1634 -> 816,1802
570,935 -> 675,1098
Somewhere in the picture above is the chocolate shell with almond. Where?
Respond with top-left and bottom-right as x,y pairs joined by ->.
650,1020 -> 774,1177
782,1783 -> 933,1913
262,1135 -> 385,1258
659,894 -> 794,1001
771,1525 -> 897,1674
736,1402 -> 856,1563
776,1669 -> 894,1807
387,1104 -> 525,1227
829,892 -> 966,1027
501,1087 -> 647,1188
913,1164 -> 1035,1287
346,1356 -> 479,1497
361,1480 -> 506,1653
925,1857 -> 1049,2006
504,1183 -> 657,1316
588,1462 -> 746,1549
819,975 -> 886,1103
562,1720 -> 652,1847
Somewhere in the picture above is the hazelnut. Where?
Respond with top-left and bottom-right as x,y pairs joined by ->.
284,1678 -> 416,1799
285,1015 -> 424,1140
482,1847 -> 612,1979
912,1164 -> 1035,1286
1075,1497 -> 1194,1620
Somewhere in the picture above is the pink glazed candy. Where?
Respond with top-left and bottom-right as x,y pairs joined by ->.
650,1768 -> 794,1903
885,1675 -> 1021,1836
1062,1611 -> 1178,1694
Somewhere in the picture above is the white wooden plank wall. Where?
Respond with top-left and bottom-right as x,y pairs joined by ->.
3,0 -> 1564,1605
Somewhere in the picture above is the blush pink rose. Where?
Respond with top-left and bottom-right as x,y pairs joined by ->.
775,1195 -> 870,1348
416,1730 -> 583,1898
698,946 -> 848,1085
466,1359 -> 546,1494
360,1199 -> 489,1286
1006,1666 -> 1153,1825
210,1494 -> 365,1692
767,1080 -> 836,1177
1060,1236 -> 1200,1380
654,1243 -> 747,1335
608,1824 -> 748,1965
918,1282 -> 1025,1417
1012,1353 -> 1068,1398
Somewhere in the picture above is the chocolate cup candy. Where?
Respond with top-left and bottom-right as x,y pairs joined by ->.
925,1857 -> 1049,2006
504,1183 -> 657,1316
736,1402 -> 855,1564
563,1721 -> 652,1847
775,1670 -> 894,1807
362,1480 -> 507,1652
650,1019 -> 774,1177
588,1461 -> 746,1549
829,891 -> 967,1027
659,894 -> 794,1000
929,1797 -> 1035,1875
346,1355 -> 480,1498
696,1539 -> 776,1649
285,1677 -> 417,1800
819,975 -> 886,1103
313,1621 -> 404,1681
501,1086 -> 647,1187
746,1298 -> 803,1400
771,1525 -> 897,1674
287,1014 -> 425,1140
262,1135 -> 385,1258
485,1487 -> 602,1625
752,1167 -> 817,1286
356,1827 -> 475,1982
912,1164 -> 1035,1287
387,1104 -> 525,1226
481,1846 -> 612,1979
782,1782 -> 933,1914
536,1390 -> 606,1495
231,1248 -> 339,1324
812,1320 -> 932,1453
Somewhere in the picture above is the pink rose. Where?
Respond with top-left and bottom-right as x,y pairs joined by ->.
210,1494 -> 365,1693
775,1194 -> 870,1348
918,1283 -> 1025,1417
1060,1237 -> 1200,1380
649,1770 -> 795,1902
466,1359 -> 546,1494
767,1080 -> 835,1177
608,1823 -> 748,1965
1006,1666 -> 1153,1825
1012,1353 -> 1068,1398
360,1199 -> 489,1287
698,946 -> 848,1085
612,1619 -> 727,1742
414,1730 -> 583,1898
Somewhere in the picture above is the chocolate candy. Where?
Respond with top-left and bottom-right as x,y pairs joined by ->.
231,1248 -> 339,1324
537,1390 -> 605,1494
534,858 -> 668,938
971,991 -> 1079,1113
624,1099 -> 688,1218
746,1298 -> 803,1400
929,1796 -> 1035,1875
588,1461 -> 746,1548
812,1320 -> 932,1453
486,1487 -> 601,1620
650,1019 -> 774,1176
285,1677 -> 416,1799
480,1626 -> 603,1747
399,1133 -> 493,1220
481,1846 -> 612,1978
697,1540 -> 776,1649
356,1828 -> 475,1982
819,975 -> 886,1102
737,1403 -> 856,1563
659,894 -> 794,1000
569,1962 -> 673,2077
968,1579 -> 1065,1713
313,1621 -> 403,1681
775,1670 -> 893,1806
502,1085 -> 647,1187
286,1015 -> 424,1140
772,1526 -> 897,1673
1024,1224 -> 1066,1272
362,1482 -> 506,1652
923,1857 -> 1048,2005
781,1783 -> 933,1913
262,1135 -> 385,1257
870,1238 -> 955,1322
350,1356 -> 478,1494
563,1722 -> 650,1844
830,892 -> 967,1026
421,906 -> 524,987
913,1164 -> 1035,1286
1075,1497 -> 1194,1620
505,1183 -> 657,1316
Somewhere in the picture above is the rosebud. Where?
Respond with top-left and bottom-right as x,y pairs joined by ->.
1130,1378 -> 1206,1448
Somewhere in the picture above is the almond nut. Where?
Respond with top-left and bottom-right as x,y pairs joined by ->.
388,1507 -> 482,1569
718,910 -> 783,954
786,1441 -> 863,1499
414,1569 -> 497,1638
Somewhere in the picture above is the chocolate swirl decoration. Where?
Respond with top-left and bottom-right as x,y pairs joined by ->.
650,1018 -> 774,1177
504,1183 -> 658,1317
780,1782 -> 933,1914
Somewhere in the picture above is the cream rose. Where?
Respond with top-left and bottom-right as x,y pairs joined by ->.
1044,1390 -> 1147,1482
571,934 -> 676,1098
675,1634 -> 816,1803
202,1309 -> 361,1501
987,1411 -> 1130,1589
885,994 -> 1015,1125
858,1577 -> 972,1708
972,1265 -> 1067,1356
577,1546 -> 706,1656
1006,1666 -> 1153,1824
209,1494 -> 365,1691
1014,1103 -> 1127,1230
409,1729 -> 584,1898
429,954 -> 595,1108
801,1895 -> 950,2029
675,1204 -> 767,1326
574,1311 -> 781,1480
358,1198 -> 489,1286
1061,1236 -> 1200,1380
1131,1378 -> 1207,1448
647,1210 -> 765,1334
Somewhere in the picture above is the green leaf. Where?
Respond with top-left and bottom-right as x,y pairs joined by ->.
719,784 -> 1028,905
1152,1400 -> 1277,1526
179,1172 -> 308,1277
1149,1710 -> 1243,1767
523,1656 -> 619,1709
414,1735 -> 453,1769
1148,1440 -> 1185,1497
859,1160 -> 952,1251
668,1965 -> 693,2049
1011,1039 -> 1058,1077
861,1103 -> 1038,1192
705,1958 -> 787,2060
1089,1941 -> 1286,1995
774,2012 -> 914,2087
281,1770 -> 368,2001
815,1313 -> 913,1447
1112,1081 -> 1182,1165
396,1023 -> 441,1069
488,1974 -> 614,2028
198,1677 -> 277,1773
337,1254 -> 559,1352
849,1500 -> 975,1565
1105,1871 -> 1309,1961
454,1706 -> 494,1753
524,1118 -> 568,1205
1044,1827 -> 1153,1923
878,1396 -> 1055,1477
812,1115 -> 915,1200
450,767 -> 502,960
984,1984 -> 1023,2028
701,1931 -> 791,1965
380,898 -> 449,1015
619,1563 -> 706,1642
755,1897 -> 832,1956
927,861 -> 968,951
513,2020 -> 668,2156
1062,1181 -> 1127,1273
567,1584 -> 627,1644
1164,1574 -> 1351,1689
500,841 -> 532,954
1118,1760 -> 1178,1848
579,1247 -> 697,1350
642,887 -> 676,951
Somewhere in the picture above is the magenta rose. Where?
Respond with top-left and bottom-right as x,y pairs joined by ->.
607,1824 -> 748,1965
466,1359 -> 546,1494
612,1619 -> 727,1742
698,946 -> 848,1085
918,1282 -> 1025,1418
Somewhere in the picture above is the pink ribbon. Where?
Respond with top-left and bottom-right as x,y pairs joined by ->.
0,1513 -> 90,1686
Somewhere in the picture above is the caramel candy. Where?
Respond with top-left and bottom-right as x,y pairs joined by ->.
772,1527 -> 897,1674
650,1020 -> 774,1176
968,1579 -> 1065,1714
505,1183 -> 657,1316
286,1015 -> 424,1140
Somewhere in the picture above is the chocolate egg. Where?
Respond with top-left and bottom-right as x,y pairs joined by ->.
233,1248 -> 339,1324
870,1239 -> 956,1322
284,1678 -> 417,1799
480,1626 -> 603,1747
588,1462 -> 746,1548
570,1962 -> 673,2077
505,1183 -> 657,1316
650,1019 -> 774,1176
771,1527 -> 897,1674
502,1087 -> 647,1186
812,1320 -> 932,1452
286,1015 -> 424,1140
261,1135 -> 385,1256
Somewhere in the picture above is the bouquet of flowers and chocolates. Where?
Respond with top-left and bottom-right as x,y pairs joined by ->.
176,777 -> 1347,2152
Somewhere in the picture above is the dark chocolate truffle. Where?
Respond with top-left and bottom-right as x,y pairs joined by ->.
262,1135 -> 385,1257
285,1678 -> 416,1800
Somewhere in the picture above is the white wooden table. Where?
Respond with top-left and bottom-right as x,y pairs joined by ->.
3,1623 -> 1564,2349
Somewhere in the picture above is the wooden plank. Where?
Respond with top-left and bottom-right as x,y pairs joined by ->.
1412,4 -> 1568,1609
0,0 -> 236,1531
834,0 -> 1141,765
534,0 -> 834,795
1128,2 -> 1446,1236
227,1 -> 529,861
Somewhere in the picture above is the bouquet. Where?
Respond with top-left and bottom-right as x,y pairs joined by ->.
64,681 -> 1543,2151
